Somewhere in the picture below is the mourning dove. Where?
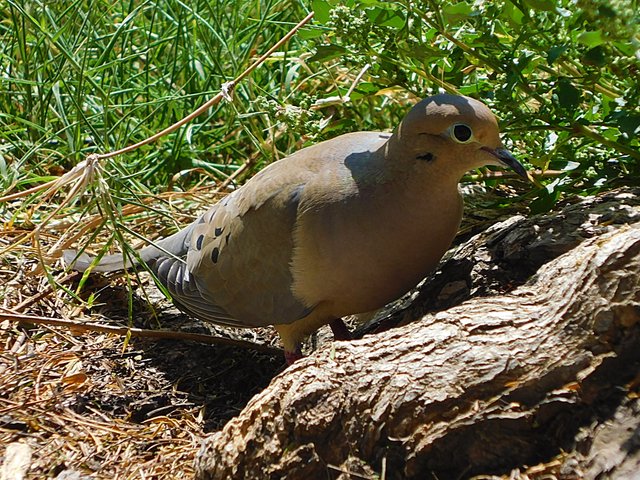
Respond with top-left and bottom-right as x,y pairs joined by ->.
65,94 -> 528,364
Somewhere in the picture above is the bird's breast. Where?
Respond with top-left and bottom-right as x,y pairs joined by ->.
290,186 -> 463,316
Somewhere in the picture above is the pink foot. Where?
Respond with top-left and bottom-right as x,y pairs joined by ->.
330,319 -> 351,341
284,348 -> 303,365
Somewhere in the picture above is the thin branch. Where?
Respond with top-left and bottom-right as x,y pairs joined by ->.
0,311 -> 283,355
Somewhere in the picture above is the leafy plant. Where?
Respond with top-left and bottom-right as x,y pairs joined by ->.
309,0 -> 640,211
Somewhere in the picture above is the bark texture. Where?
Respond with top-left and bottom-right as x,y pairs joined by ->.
195,189 -> 640,480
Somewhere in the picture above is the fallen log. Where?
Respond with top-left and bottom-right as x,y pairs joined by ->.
195,189 -> 640,479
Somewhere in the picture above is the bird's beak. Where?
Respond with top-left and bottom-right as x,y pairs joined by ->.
484,147 -> 530,180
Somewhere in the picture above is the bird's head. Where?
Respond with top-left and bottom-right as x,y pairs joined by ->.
390,94 -> 528,180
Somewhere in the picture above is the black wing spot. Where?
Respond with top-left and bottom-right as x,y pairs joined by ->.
289,184 -> 305,207
225,233 -> 231,246
196,234 -> 204,250
417,152 -> 434,162
214,226 -> 224,237
211,247 -> 220,264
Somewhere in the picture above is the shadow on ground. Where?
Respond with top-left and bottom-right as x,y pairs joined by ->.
70,282 -> 283,432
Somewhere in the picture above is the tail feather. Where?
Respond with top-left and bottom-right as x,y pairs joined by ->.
64,218 -> 198,273
63,250 -> 128,272
63,210 -> 244,327
152,255 -> 242,326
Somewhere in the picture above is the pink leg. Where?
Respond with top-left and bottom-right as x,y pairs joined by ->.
330,319 -> 351,341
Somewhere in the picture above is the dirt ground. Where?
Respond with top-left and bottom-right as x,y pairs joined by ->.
1,261 -> 289,478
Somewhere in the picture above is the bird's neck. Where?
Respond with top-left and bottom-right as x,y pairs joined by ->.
380,134 -> 465,190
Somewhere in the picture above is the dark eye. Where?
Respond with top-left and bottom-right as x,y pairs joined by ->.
452,123 -> 473,143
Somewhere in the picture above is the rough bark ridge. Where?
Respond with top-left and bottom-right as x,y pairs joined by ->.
195,189 -> 640,480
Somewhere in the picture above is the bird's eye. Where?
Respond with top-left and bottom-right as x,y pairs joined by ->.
451,123 -> 473,143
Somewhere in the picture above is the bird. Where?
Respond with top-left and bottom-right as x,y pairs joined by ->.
65,94 -> 528,364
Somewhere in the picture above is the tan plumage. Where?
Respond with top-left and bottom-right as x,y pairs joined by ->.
65,94 -> 527,363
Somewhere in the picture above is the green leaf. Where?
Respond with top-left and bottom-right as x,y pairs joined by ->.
366,7 -> 405,29
311,0 -> 331,24
443,2 -> 473,24
503,1 -> 524,25
458,82 -> 492,95
601,128 -> 620,141
547,45 -> 568,65
549,160 -> 580,171
522,0 -> 555,11
308,44 -> 348,63
577,30 -> 605,48
359,0 -> 394,6
403,43 -> 440,61
613,40 -> 635,56
530,177 -> 565,213
616,113 -> 640,136
555,78 -> 582,109
353,82 -> 379,94
529,190 -> 558,213
582,46 -> 606,66
443,2 -> 472,15
298,28 -> 325,40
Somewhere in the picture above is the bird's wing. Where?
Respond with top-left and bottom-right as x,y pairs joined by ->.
175,134 -> 388,327
195,133 -> 398,327
162,147 -> 342,328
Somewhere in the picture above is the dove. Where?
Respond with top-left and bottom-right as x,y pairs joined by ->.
65,94 -> 528,364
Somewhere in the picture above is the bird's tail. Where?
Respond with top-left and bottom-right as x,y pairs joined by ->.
63,220 -> 197,273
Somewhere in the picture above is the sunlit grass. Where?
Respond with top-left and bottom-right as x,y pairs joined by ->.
0,1 -> 341,280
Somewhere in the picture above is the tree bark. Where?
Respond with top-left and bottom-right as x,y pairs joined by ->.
195,189 -> 640,480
